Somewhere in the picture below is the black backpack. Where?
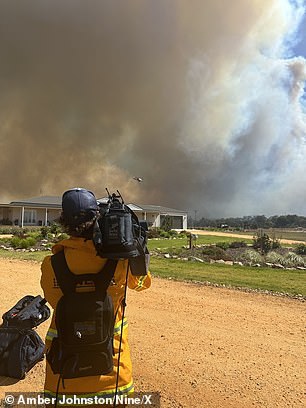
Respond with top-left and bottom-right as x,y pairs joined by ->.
0,295 -> 50,379
47,251 -> 118,379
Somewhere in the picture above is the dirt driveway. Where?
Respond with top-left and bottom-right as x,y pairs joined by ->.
189,229 -> 305,245
0,258 -> 305,408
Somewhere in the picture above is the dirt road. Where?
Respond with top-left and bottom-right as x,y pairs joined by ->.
0,258 -> 305,407
189,229 -> 305,245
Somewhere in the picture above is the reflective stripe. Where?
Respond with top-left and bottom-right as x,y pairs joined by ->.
44,380 -> 134,402
114,318 -> 128,336
135,275 -> 146,290
46,318 -> 128,340
45,328 -> 58,341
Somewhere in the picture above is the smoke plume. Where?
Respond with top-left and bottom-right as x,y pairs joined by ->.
0,0 -> 305,217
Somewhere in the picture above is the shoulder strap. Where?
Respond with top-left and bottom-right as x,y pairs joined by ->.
51,251 -> 118,295
51,251 -> 76,295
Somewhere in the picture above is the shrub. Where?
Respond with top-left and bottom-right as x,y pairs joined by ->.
253,233 -> 271,254
215,242 -> 230,250
271,238 -> 281,250
295,243 -> 306,255
147,228 -> 159,239
160,231 -> 170,238
10,237 -> 22,248
13,228 -> 28,238
265,251 -> 284,265
40,226 -> 49,239
10,236 -> 37,249
22,237 -> 37,249
50,223 -> 63,235
241,249 -> 263,265
283,252 -> 305,267
228,241 -> 247,249
201,246 -> 226,260
146,228 -> 180,239
53,233 -> 70,242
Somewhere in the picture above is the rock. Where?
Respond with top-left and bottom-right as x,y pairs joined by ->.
272,263 -> 285,269
190,256 -> 204,263
164,253 -> 171,259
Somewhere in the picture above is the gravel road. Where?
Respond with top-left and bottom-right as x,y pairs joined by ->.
0,258 -> 305,408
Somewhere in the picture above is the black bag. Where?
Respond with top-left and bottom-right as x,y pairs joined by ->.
2,295 -> 50,329
0,326 -> 45,379
47,251 -> 118,379
0,294 -> 50,379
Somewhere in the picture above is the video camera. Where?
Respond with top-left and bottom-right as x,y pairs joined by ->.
92,189 -> 149,276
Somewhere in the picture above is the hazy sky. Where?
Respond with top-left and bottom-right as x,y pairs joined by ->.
0,0 -> 306,217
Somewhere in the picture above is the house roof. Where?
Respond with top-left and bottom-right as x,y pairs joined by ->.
128,203 -> 187,214
6,196 -> 186,215
9,196 -> 62,209
97,198 -> 186,214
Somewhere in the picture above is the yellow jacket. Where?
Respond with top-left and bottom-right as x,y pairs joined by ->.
40,237 -> 151,400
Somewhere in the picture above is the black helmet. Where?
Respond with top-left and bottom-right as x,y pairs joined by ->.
62,188 -> 98,226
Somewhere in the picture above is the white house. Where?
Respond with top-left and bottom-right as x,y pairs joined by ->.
0,196 -> 188,229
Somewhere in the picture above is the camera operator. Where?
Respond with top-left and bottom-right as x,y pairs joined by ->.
40,188 -> 151,407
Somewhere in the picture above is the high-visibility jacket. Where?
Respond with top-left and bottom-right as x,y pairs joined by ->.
40,237 -> 151,400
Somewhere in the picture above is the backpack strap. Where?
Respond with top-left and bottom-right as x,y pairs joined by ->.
51,251 -> 118,295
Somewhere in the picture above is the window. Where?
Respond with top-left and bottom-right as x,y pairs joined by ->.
24,210 -> 37,225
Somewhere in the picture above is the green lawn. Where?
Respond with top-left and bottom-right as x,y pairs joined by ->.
0,248 -> 48,262
150,257 -> 306,296
147,235 -> 252,250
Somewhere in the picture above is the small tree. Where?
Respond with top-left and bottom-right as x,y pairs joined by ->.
295,243 -> 306,255
253,231 -> 271,254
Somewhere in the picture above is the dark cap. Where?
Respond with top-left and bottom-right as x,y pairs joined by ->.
62,188 -> 98,226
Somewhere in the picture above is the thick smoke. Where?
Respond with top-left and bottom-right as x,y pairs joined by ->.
0,0 -> 305,217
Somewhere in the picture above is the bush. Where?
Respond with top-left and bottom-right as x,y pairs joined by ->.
283,252 -> 305,267
147,228 -> 180,239
53,233 -> 69,242
295,243 -> 306,255
228,241 -> 247,249
50,223 -> 63,235
201,246 -> 227,260
241,249 -> 263,265
265,251 -> 284,265
271,238 -> 281,250
215,242 -> 230,250
147,228 -> 162,238
253,233 -> 271,254
159,231 -> 171,238
10,236 -> 37,249
40,226 -> 49,239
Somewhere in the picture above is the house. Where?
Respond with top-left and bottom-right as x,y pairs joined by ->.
0,196 -> 62,227
0,196 -> 188,229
